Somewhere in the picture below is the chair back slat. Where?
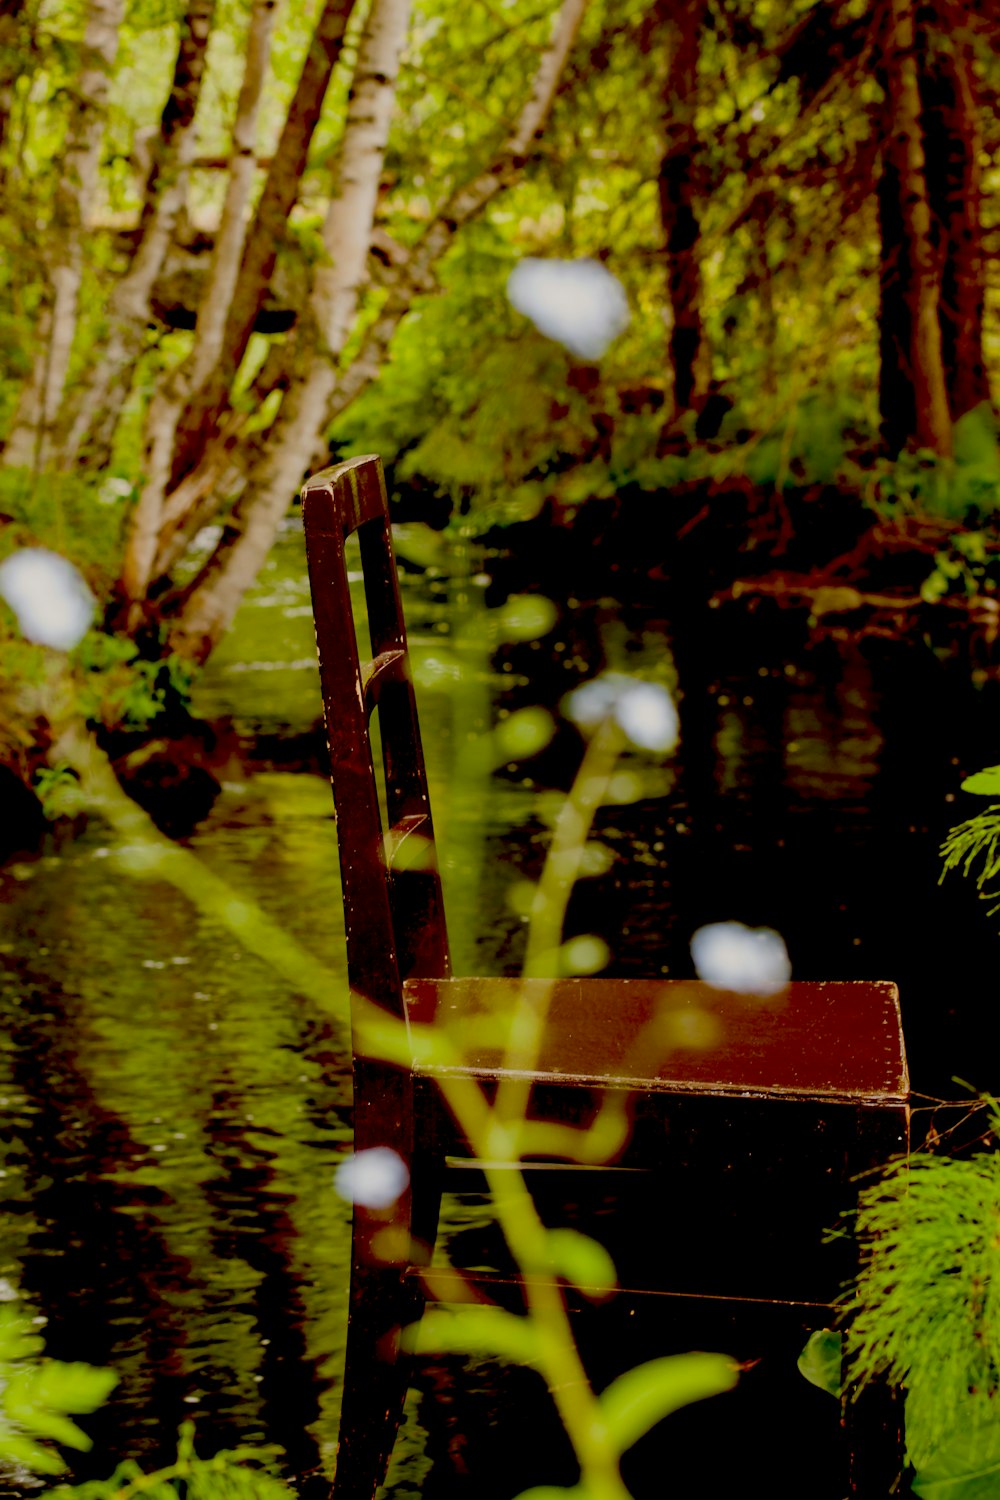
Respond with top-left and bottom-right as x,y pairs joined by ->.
302,457 -> 450,1021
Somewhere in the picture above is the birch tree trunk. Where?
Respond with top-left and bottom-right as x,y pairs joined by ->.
2,0 -> 123,470
878,0 -> 952,456
164,0 -> 589,539
165,0 -> 359,494
159,0 -> 589,662
120,0 -> 278,613
58,0 -> 215,471
164,0 -> 414,661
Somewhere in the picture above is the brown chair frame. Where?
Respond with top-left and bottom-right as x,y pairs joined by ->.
302,455 -> 910,1499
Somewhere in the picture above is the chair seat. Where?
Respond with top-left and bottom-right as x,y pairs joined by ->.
404,977 -> 908,1101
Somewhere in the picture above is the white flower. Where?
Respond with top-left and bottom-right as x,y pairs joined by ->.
506,258 -> 630,359
613,682 -> 679,752
564,673 -> 679,753
690,921 -> 791,997
0,548 -> 95,650
334,1147 -> 409,1209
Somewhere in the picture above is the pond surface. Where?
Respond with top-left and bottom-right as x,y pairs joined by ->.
2,511 -> 999,1495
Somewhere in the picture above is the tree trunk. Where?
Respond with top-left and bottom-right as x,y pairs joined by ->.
0,0 -> 29,189
120,0 -> 279,612
163,0 -> 414,662
2,0 -> 123,470
656,0 -> 707,417
920,1 -> 990,421
158,0 -> 589,663
165,0 -> 359,494
878,0 -> 952,455
58,0 -> 215,470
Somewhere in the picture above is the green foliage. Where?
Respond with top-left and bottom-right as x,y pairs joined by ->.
0,1298 -> 292,1497
869,407 -> 1000,525
73,631 -> 194,732
797,1329 -> 843,1398
48,1422 -> 295,1500
0,1303 -> 118,1476
908,1389 -> 1000,1500
941,805 -> 1000,906
844,1116 -> 1000,1473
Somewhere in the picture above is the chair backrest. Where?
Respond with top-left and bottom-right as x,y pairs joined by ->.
302,456 -> 450,1022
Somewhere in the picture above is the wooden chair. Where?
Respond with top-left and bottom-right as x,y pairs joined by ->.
301,455 -> 910,1499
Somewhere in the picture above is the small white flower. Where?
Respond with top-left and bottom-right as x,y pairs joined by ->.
334,1147 -> 409,1209
506,258 -> 630,359
690,921 -> 791,997
564,673 -> 679,753
614,682 -> 679,752
0,547 -> 95,650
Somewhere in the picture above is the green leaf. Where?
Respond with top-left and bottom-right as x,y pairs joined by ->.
0,1432 -> 68,1474
960,768 -> 1000,796
495,707 -> 554,761
545,1229 -> 617,1299
599,1352 -> 738,1456
515,1488 -> 589,1500
909,1388 -> 1000,1496
403,1307 -> 541,1365
26,1360 -> 119,1414
797,1329 -> 842,1398
497,595 -> 557,642
953,404 -> 1000,480
559,935 -> 610,975
0,1306 -> 45,1362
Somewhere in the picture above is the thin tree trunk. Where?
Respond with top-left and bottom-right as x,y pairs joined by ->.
921,1 -> 989,420
155,0 -> 588,660
2,0 -> 123,470
165,0 -> 359,492
121,0 -> 278,611
877,139 -> 917,455
656,0 -> 706,417
879,0 -> 951,455
0,0 -> 28,187
321,0 -> 590,426
58,0 -> 215,470
163,0 -> 413,661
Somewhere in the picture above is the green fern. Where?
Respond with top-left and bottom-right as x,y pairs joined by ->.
844,1114 -> 1000,1467
48,1423 -> 295,1500
941,806 -> 1000,902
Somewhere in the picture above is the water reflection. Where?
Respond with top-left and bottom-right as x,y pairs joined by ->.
3,513 -> 999,1494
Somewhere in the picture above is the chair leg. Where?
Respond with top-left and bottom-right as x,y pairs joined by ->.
333,1221 -> 421,1499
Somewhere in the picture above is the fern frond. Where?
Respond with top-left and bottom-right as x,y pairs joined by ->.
941,807 -> 1000,890
845,1112 -> 1000,1464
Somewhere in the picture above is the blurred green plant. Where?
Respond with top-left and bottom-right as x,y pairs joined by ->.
0,1302 -> 118,1477
0,1298 -> 294,1500
864,404 -> 1000,524
49,1423 -> 295,1500
3,541 -> 739,1498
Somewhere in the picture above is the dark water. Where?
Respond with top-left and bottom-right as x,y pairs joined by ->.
3,512 -> 999,1494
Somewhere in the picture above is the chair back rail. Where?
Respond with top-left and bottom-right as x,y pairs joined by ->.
302,457 -> 450,1020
